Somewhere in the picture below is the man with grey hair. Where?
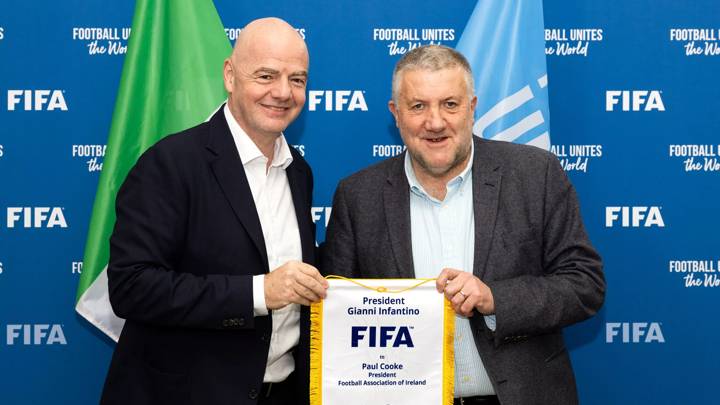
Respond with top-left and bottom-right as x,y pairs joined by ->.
101,18 -> 326,405
323,44 -> 605,405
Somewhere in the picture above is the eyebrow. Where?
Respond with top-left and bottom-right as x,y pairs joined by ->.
290,70 -> 308,78
253,67 -> 308,77
253,67 -> 279,75
407,95 -> 461,102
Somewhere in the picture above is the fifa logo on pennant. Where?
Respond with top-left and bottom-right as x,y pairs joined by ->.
351,326 -> 415,348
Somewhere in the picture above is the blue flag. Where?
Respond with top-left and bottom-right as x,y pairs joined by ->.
456,0 -> 550,150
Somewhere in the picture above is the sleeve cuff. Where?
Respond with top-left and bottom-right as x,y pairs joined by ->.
484,315 -> 497,331
252,275 -> 269,316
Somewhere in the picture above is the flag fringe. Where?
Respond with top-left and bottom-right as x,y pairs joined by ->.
309,300 -> 324,405
443,300 -> 456,405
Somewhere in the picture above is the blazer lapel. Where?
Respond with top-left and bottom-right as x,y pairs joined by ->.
472,137 -> 502,280
205,109 -> 269,271
383,155 -> 415,278
286,156 -> 315,265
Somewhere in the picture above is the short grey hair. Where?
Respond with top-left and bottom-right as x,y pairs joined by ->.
391,45 -> 475,103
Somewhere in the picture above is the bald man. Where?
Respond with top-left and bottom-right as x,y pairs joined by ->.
100,18 -> 325,405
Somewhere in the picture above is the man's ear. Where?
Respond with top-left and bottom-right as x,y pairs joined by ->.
223,59 -> 234,93
388,100 -> 399,128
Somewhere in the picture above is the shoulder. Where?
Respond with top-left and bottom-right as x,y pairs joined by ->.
132,121 -> 212,174
475,136 -> 553,163
474,137 -> 557,179
146,121 -> 210,158
336,154 -> 403,194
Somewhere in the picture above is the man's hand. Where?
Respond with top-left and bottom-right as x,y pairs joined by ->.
436,268 -> 495,317
264,260 -> 328,309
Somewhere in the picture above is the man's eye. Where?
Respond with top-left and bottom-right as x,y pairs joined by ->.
410,104 -> 424,110
445,101 -> 458,108
257,75 -> 273,81
291,78 -> 307,87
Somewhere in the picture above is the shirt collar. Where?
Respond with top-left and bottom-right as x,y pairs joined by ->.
404,140 -> 474,200
223,103 -> 294,169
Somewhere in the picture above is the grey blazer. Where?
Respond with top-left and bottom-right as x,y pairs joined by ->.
322,136 -> 605,405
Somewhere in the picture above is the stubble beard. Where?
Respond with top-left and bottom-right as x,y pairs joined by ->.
412,137 -> 472,180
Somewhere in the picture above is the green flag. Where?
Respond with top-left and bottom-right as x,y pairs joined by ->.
75,0 -> 232,341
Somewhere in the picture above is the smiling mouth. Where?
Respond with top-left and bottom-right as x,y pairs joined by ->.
261,104 -> 290,112
425,137 -> 448,143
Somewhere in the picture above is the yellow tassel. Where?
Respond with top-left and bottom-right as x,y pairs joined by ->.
442,299 -> 456,405
309,300 -> 324,405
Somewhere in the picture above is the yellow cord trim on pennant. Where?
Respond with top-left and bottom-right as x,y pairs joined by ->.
309,300 -> 323,405
325,274 -> 436,293
442,298 -> 456,405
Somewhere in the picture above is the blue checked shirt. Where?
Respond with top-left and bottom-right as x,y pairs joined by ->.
404,143 -> 496,397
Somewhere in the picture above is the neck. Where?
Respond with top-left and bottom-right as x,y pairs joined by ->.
244,130 -> 278,173
413,166 -> 449,201
250,134 -> 277,164
227,104 -> 278,165
410,154 -> 471,201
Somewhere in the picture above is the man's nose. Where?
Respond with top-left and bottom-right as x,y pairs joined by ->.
424,106 -> 446,132
270,77 -> 292,100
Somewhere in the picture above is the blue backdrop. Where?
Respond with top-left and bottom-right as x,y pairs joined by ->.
1,0 -> 719,403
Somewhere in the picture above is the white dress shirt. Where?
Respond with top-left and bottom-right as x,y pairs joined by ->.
224,105 -> 303,383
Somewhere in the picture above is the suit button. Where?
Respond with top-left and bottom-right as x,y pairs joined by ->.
222,319 -> 229,327
248,389 -> 258,400
237,317 -> 245,326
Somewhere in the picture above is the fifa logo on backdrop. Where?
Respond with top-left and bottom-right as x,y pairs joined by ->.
7,90 -> 68,111
312,207 -> 332,228
308,90 -> 368,112
6,324 -> 67,345
605,206 -> 664,228
605,90 -> 664,112
606,322 -> 665,343
6,207 -> 68,228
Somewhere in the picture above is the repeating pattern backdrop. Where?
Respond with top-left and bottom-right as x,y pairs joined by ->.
1,1 -> 719,403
